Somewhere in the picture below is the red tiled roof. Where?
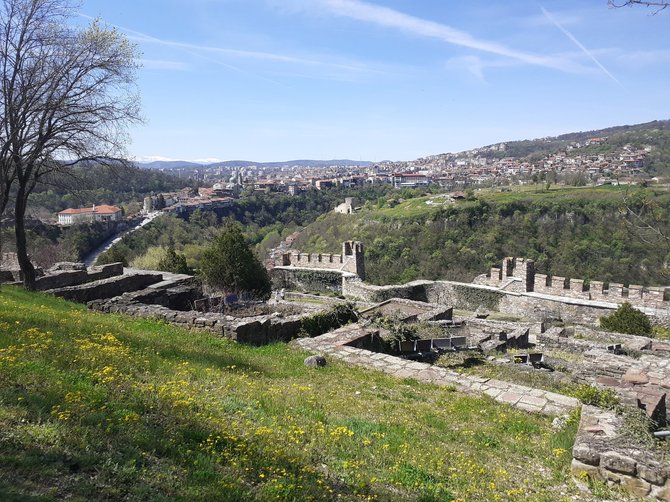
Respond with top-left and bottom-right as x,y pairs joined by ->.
59,205 -> 121,215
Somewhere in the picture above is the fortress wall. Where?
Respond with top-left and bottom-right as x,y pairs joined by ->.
490,256 -> 670,310
344,273 -> 670,329
279,241 -> 365,279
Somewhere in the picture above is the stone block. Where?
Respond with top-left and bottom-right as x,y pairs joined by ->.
572,444 -> 601,466
637,391 -> 666,426
623,371 -> 649,385
571,459 -> 603,481
652,480 -> 670,502
304,355 -> 326,368
638,462 -> 668,486
621,476 -> 651,497
601,451 -> 636,476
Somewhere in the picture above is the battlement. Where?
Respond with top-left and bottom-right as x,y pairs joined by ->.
485,256 -> 670,310
277,241 -> 365,280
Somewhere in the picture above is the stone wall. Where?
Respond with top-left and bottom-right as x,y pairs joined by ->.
571,405 -> 669,501
88,297 -> 326,346
343,277 -> 630,326
49,273 -> 164,303
538,329 -> 670,417
482,256 -> 670,310
278,241 -> 365,280
271,268 -> 344,294
34,263 -> 124,291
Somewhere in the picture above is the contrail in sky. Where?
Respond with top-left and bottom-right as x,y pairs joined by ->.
541,6 -> 623,87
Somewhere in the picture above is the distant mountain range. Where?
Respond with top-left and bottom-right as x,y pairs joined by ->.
138,159 -> 374,170
136,119 -> 670,172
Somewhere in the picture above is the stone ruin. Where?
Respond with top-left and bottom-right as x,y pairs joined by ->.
480,256 -> 670,311
275,240 -> 365,280
3,248 -> 669,500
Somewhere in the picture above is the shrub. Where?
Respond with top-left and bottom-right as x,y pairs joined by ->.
570,385 -> 620,410
599,302 -> 652,336
298,303 -> 358,338
157,246 -> 193,275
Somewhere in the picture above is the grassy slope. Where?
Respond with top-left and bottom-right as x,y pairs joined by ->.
0,287 -> 581,501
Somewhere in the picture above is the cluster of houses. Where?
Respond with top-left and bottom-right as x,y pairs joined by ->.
57,137 -> 659,226
399,138 -> 652,187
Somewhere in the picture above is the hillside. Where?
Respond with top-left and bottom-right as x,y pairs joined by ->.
0,287 -> 580,500
399,119 -> 670,176
294,185 -> 670,286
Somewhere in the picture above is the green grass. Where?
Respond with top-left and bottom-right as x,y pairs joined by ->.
0,286 -> 582,501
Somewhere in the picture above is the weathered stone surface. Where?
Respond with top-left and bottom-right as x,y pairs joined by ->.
304,355 -> 327,368
601,451 -> 637,475
596,376 -> 621,387
637,391 -> 667,425
572,444 -> 601,466
622,371 -> 649,385
621,475 -> 651,497
571,459 -> 603,481
638,462 -> 668,486
652,481 -> 670,502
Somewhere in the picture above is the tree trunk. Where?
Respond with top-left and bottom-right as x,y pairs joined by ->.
14,186 -> 35,290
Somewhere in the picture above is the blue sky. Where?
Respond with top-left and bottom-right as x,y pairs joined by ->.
79,0 -> 670,163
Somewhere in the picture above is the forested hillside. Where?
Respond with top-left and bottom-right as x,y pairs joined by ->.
27,164 -> 192,218
294,185 -> 670,286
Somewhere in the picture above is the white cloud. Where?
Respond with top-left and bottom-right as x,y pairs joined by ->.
288,0 -> 587,73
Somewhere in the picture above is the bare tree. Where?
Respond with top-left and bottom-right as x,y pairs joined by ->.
0,0 -> 141,288
621,187 -> 670,278
608,0 -> 669,13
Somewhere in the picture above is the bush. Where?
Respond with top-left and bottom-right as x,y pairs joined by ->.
298,303 -> 358,338
570,385 -> 620,410
599,302 -> 652,336
157,246 -> 193,275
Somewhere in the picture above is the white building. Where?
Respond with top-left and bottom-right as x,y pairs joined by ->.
58,205 -> 122,225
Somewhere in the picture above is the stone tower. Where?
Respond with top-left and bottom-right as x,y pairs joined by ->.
342,241 -> 365,280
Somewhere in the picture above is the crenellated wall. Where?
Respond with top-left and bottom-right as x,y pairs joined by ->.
278,241 -> 365,280
483,257 -> 670,310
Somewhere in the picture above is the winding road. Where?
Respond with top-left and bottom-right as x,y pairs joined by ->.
83,211 -> 163,267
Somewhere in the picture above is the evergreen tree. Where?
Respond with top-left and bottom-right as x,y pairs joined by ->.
157,246 -> 192,275
199,221 -> 271,300
600,302 -> 652,336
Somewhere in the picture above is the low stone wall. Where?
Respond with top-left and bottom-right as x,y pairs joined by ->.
49,273 -> 163,303
294,323 -> 580,416
34,262 -> 124,291
571,405 -> 669,500
89,283 -> 201,312
342,277 -> 431,303
359,298 -> 452,323
88,298 -> 325,345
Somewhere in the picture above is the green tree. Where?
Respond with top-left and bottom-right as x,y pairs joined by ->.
96,243 -> 130,267
157,245 -> 192,275
600,302 -> 652,336
199,221 -> 271,300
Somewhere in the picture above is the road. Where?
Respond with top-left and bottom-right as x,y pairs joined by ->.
83,211 -> 163,267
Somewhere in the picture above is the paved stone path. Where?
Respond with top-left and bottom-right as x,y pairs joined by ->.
294,325 -> 580,416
